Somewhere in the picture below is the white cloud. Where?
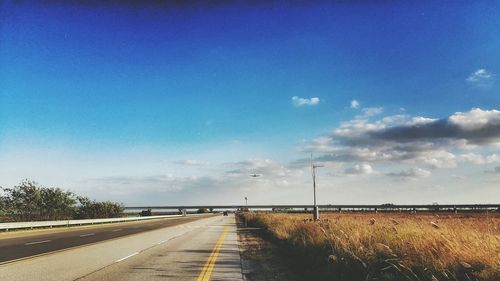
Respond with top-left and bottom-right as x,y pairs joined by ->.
344,163 -> 373,175
350,100 -> 360,109
407,117 -> 437,126
486,154 -> 500,163
448,108 -> 500,131
299,108 -> 500,175
386,167 -> 431,179
418,150 -> 457,168
291,96 -> 320,106
466,69 -> 493,87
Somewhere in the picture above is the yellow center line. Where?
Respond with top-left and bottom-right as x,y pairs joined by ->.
196,226 -> 229,281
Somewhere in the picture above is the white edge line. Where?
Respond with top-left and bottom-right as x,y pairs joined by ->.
24,240 -> 51,246
115,252 -> 139,263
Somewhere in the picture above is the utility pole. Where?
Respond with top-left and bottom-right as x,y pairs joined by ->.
311,153 -> 323,221
244,196 -> 248,227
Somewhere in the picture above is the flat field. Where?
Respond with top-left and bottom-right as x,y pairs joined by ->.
243,212 -> 499,281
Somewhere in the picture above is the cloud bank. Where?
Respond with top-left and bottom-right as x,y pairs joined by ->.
302,108 -> 500,173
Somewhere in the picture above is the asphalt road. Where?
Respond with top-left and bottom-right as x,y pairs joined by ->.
0,214 -> 212,264
0,214 -> 243,281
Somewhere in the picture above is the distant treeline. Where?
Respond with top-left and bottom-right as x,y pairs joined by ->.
0,179 -> 124,222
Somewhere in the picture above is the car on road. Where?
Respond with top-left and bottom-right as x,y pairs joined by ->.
223,211 -> 228,216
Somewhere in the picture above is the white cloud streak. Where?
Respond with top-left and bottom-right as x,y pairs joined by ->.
291,96 -> 320,106
173,159 -> 208,166
466,69 -> 493,88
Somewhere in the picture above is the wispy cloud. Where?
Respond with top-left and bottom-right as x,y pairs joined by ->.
356,107 -> 383,119
291,96 -> 320,106
466,69 -> 494,88
173,159 -> 208,166
225,159 -> 303,179
84,158 -> 307,204
88,174 -> 186,191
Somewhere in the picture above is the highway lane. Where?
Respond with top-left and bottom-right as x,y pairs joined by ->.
0,215 -> 243,281
0,214 -> 213,264
78,215 -> 242,281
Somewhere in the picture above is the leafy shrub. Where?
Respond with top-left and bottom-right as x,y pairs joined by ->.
197,208 -> 209,214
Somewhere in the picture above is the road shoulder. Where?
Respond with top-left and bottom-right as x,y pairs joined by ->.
236,215 -> 296,281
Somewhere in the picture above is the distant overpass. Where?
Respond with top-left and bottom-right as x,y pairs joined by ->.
125,203 -> 500,212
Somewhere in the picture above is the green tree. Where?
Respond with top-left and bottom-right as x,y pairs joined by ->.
75,196 -> 124,219
40,187 -> 76,220
3,179 -> 43,221
0,190 -> 8,218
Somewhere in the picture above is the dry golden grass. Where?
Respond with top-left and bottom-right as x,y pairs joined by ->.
243,212 -> 500,281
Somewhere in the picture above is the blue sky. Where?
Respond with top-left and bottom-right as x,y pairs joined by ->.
1,2 -> 499,205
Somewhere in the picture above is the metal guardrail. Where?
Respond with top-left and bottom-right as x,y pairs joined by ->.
0,214 -> 198,231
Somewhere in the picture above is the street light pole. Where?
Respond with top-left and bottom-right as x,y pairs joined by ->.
311,153 -> 323,221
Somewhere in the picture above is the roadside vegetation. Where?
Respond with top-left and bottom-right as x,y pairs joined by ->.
242,212 -> 499,281
0,179 -> 124,222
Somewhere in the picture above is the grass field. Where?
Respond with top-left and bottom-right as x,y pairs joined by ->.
242,212 -> 499,281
